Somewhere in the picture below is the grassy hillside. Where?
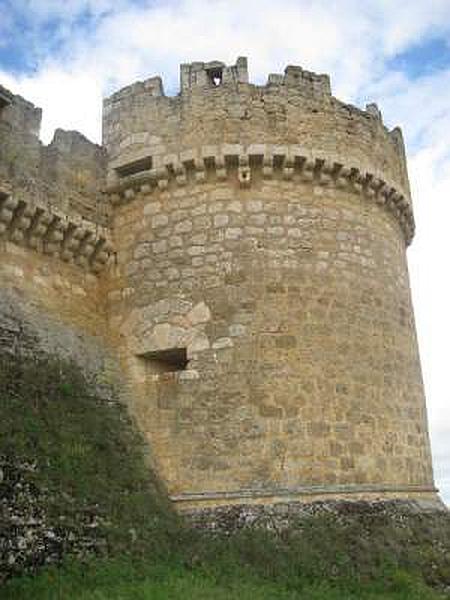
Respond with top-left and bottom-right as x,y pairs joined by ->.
0,351 -> 178,581
1,351 -> 449,599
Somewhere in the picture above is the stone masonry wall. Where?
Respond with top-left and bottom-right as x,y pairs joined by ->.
0,85 -> 108,225
106,173 -> 435,508
0,58 -> 439,514
102,59 -> 435,509
0,87 -> 41,191
0,239 -> 118,394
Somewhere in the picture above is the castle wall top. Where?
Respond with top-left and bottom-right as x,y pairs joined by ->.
0,86 -> 42,138
102,58 -> 411,204
0,85 -> 108,226
0,84 -> 113,272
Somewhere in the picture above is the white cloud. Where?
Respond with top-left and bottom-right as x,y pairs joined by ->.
408,147 -> 450,504
4,0 -> 450,140
0,66 -> 103,143
9,0 -> 121,23
372,0 -> 450,54
1,0 -> 449,503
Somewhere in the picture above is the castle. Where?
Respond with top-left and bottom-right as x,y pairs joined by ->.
0,58 -> 440,511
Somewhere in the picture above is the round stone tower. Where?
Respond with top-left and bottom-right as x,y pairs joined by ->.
103,58 -> 438,510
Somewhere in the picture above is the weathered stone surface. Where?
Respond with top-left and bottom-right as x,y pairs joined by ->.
103,58 -> 436,510
0,287 -> 120,398
0,456 -> 106,585
187,302 -> 211,326
184,498 -> 448,533
0,95 -> 107,225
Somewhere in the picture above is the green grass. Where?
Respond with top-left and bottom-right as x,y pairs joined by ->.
2,557 -> 446,600
1,351 -> 449,599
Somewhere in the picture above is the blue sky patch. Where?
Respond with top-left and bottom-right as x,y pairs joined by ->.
388,36 -> 450,79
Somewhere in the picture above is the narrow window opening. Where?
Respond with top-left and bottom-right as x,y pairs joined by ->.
208,68 -> 223,86
140,347 -> 188,373
116,156 -> 153,178
273,155 -> 285,172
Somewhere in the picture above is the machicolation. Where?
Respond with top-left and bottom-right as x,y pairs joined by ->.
0,58 -> 441,513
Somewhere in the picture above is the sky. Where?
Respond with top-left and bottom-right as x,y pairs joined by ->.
0,0 -> 449,504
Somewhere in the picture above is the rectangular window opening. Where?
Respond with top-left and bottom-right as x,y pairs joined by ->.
207,68 -> 223,86
116,156 -> 153,178
140,347 -> 189,373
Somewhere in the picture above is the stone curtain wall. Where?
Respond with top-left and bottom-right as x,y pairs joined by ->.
0,241 -> 118,394
0,90 -> 42,194
40,129 -> 108,225
0,87 -> 108,225
0,83 -> 115,380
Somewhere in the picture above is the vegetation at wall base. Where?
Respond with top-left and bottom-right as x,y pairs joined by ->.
2,556 -> 448,599
1,351 -> 449,599
0,350 -> 178,583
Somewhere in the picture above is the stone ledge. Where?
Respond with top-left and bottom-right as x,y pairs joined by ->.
172,483 -> 439,507
107,144 -> 415,245
0,192 -> 114,273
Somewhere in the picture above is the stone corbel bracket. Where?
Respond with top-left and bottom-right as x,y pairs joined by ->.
107,144 -> 415,245
0,191 -> 114,273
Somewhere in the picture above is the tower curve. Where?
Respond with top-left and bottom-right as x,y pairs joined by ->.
103,58 -> 437,510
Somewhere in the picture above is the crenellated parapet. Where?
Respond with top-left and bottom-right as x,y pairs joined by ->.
180,57 -> 249,89
106,143 -> 414,244
0,84 -> 113,273
103,58 -> 411,218
0,85 -> 109,226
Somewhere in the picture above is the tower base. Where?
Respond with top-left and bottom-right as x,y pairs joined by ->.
181,495 -> 447,533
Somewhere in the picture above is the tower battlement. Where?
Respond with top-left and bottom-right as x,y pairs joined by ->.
103,58 -> 410,224
180,57 -> 249,89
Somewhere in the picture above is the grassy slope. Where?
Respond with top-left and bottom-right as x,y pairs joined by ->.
3,557 -> 446,599
0,352 -> 178,565
0,352 -> 449,599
